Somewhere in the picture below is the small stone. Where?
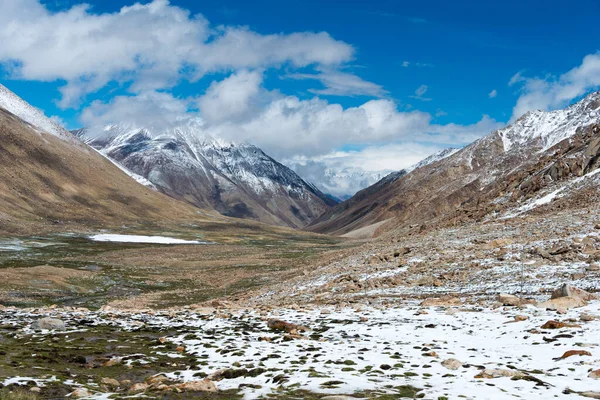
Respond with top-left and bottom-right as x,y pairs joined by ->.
589,369 -> 600,379
359,317 -> 368,322
441,358 -> 462,370
514,315 -> 528,321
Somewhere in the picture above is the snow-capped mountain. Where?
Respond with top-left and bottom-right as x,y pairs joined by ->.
74,122 -> 336,228
308,91 -> 600,236
0,84 -> 74,142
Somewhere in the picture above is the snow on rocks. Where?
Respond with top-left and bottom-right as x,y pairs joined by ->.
1,300 -> 600,399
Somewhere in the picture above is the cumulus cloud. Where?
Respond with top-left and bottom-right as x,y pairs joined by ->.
80,90 -> 194,132
0,0 -> 358,107
509,52 -> 600,120
488,89 -> 497,98
198,70 -> 267,123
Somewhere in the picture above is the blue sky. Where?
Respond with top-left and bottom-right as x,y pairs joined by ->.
1,0 -> 600,196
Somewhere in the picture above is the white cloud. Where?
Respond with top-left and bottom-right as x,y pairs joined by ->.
198,70 -> 267,123
410,84 -> 431,101
80,90 -> 194,132
287,69 -> 387,97
510,52 -> 600,120
285,143 -> 451,197
0,0 -> 356,107
488,89 -> 497,98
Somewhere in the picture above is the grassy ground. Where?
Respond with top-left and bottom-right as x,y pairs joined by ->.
0,225 -> 349,309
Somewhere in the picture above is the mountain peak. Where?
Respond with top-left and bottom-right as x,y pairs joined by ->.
498,91 -> 600,152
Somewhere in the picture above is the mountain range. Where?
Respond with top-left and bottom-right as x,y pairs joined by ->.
308,91 -> 600,237
74,122 -> 337,228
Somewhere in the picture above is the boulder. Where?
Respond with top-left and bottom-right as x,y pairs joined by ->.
551,284 -> 598,301
589,369 -> 600,379
31,317 -> 65,331
537,296 -> 587,310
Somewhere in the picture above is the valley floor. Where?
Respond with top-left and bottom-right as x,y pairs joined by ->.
1,205 -> 600,399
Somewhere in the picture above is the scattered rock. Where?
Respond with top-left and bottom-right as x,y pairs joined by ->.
540,320 -> 581,329
589,370 -> 600,379
69,388 -> 92,398
129,382 -> 149,393
267,319 -> 309,334
420,295 -> 462,307
176,379 -> 218,392
441,358 -> 462,370
101,377 -> 120,388
31,317 -> 65,331
475,369 -> 523,379
497,293 -> 532,307
555,350 -> 592,360
580,313 -> 597,322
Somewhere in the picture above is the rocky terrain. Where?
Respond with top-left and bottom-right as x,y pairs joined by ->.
74,122 -> 336,228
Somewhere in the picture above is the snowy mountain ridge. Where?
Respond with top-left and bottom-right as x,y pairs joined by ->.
497,91 -> 600,152
0,83 -> 73,141
75,123 -> 335,228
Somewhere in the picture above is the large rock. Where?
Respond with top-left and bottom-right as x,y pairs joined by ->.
537,284 -> 598,310
31,317 -> 65,331
551,284 -> 598,301
537,296 -> 587,310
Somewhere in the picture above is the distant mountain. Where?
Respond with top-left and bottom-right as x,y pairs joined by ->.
74,122 -> 336,228
307,92 -> 600,237
0,84 -> 223,234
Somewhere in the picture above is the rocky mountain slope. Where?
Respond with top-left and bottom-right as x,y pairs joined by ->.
308,91 -> 600,237
74,123 -> 336,228
0,84 -> 229,235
